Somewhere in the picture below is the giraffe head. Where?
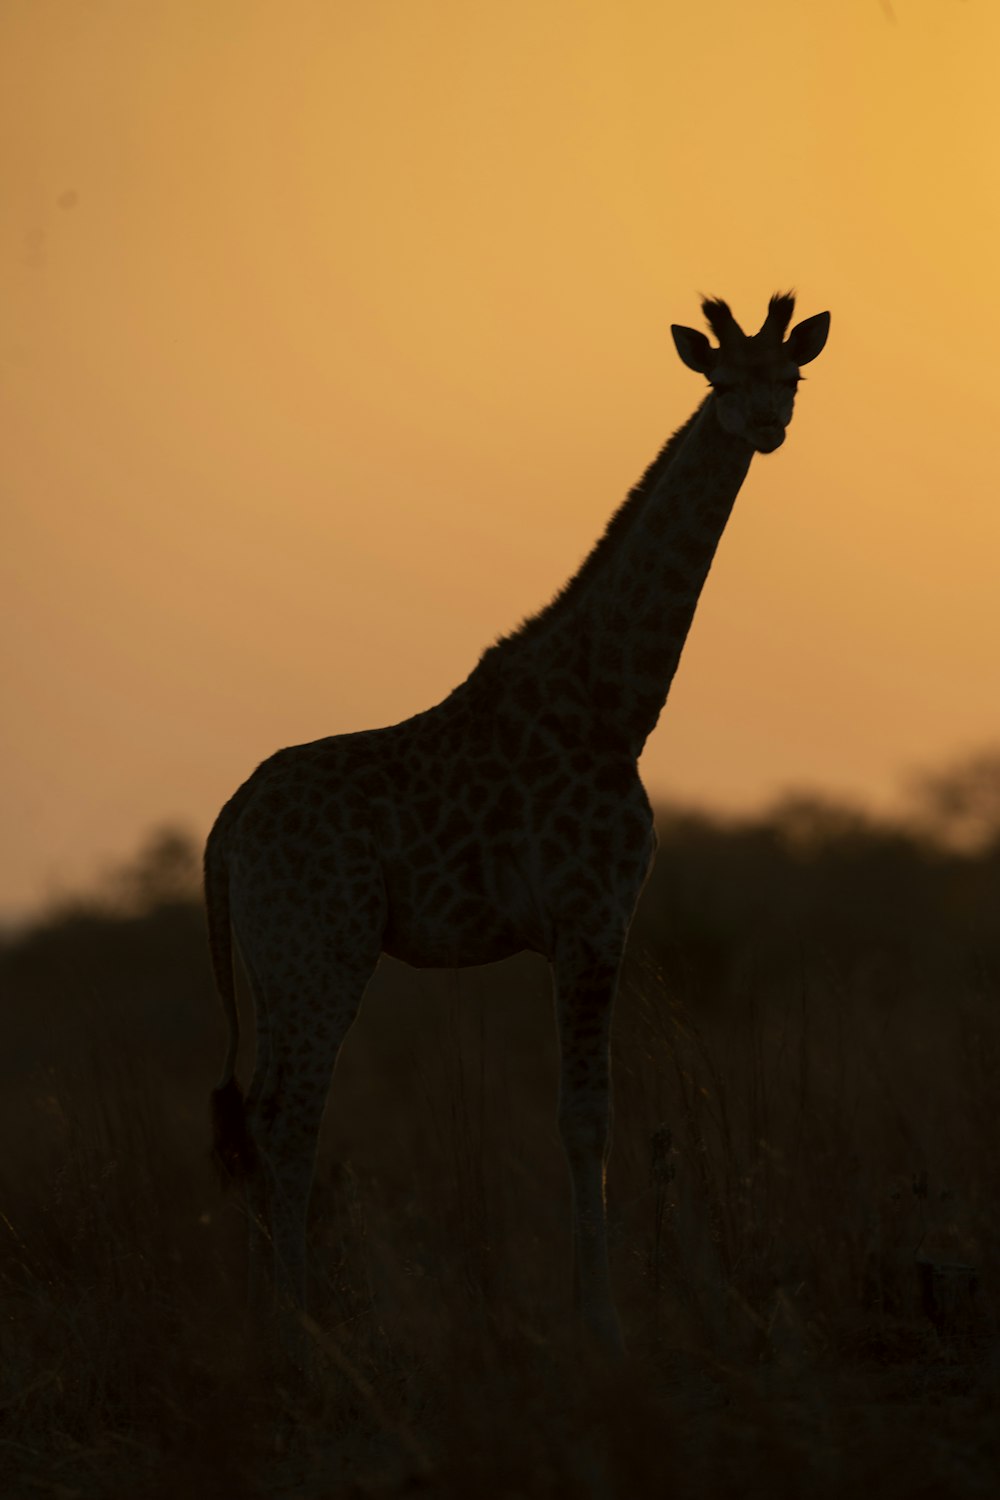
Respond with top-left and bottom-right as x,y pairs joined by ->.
671,293 -> 830,453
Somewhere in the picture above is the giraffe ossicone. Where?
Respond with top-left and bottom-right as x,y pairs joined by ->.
206,293 -> 829,1362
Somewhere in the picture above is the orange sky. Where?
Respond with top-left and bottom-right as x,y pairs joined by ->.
2,0 -> 999,922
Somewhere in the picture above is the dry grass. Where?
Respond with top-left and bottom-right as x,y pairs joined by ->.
1,809 -> 999,1496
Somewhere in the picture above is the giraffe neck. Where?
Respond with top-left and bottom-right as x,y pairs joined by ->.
579,397 -> 752,752
466,396 -> 753,756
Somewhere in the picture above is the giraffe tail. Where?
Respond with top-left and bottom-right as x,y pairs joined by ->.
204,820 -> 257,1186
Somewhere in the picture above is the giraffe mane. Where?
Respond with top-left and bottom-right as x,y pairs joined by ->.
477,400 -> 710,663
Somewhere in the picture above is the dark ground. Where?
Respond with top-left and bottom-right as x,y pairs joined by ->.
2,774 -> 999,1497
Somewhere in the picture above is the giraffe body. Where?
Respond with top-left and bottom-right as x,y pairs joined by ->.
220,687 -> 655,972
207,294 -> 829,1359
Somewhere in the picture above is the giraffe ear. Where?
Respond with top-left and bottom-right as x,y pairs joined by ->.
671,324 -> 715,374
786,311 -> 830,366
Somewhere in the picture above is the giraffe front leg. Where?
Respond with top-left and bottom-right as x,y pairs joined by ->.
553,938 -> 625,1358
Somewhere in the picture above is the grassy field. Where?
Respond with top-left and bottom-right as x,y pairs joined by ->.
2,796 -> 999,1497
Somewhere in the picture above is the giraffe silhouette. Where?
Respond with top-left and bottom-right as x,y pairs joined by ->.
206,293 -> 830,1358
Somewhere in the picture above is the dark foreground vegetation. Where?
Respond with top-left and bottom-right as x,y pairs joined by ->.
3,756 -> 1000,1497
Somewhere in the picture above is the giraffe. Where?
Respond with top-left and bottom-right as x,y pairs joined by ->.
206,293 -> 830,1360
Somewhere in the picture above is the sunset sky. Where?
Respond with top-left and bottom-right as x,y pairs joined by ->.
3,0 -> 999,922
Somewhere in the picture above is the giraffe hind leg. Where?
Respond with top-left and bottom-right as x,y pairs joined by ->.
239,957 -> 274,1319
210,1075 -> 257,1185
240,940 -> 382,1366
